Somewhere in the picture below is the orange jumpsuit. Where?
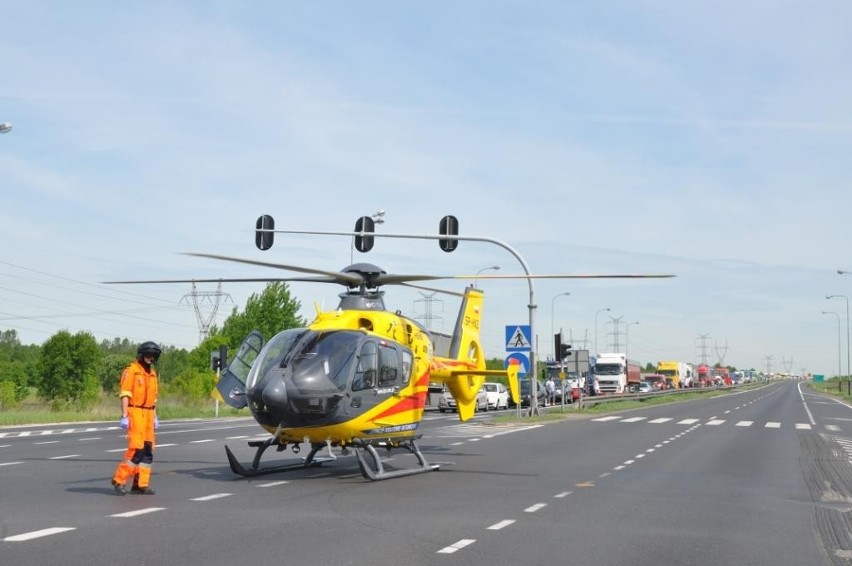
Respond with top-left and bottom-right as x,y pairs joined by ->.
112,359 -> 158,489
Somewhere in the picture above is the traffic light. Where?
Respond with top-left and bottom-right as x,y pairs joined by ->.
438,215 -> 459,252
255,214 -> 275,251
555,332 -> 572,362
210,344 -> 228,371
354,215 -> 376,253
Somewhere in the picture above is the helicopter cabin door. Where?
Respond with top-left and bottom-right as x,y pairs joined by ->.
216,330 -> 264,409
349,339 -> 413,411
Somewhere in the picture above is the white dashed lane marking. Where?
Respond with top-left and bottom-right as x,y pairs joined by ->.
3,527 -> 76,542
109,508 -> 165,518
591,416 -> 830,430
191,493 -> 232,502
487,520 -> 515,530
437,539 -> 476,554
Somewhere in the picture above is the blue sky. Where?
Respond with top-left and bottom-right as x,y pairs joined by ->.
2,1 -> 851,377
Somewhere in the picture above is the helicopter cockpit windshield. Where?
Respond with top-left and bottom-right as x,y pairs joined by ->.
244,327 -> 415,425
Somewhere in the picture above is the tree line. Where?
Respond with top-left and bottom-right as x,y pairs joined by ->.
0,282 -> 305,411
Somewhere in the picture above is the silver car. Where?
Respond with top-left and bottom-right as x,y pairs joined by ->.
438,388 -> 489,413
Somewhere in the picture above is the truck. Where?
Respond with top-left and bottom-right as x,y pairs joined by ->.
594,353 -> 642,394
655,360 -> 694,389
641,372 -> 668,390
696,364 -> 711,387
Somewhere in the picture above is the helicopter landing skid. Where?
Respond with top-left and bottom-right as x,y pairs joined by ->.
224,438 -> 329,477
353,439 -> 440,481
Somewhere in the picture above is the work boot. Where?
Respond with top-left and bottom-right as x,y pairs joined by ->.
111,480 -> 126,496
131,484 -> 156,495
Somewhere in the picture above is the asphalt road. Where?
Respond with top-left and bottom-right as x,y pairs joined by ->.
2,381 -> 850,566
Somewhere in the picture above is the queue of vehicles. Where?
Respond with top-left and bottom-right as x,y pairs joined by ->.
436,354 -> 755,414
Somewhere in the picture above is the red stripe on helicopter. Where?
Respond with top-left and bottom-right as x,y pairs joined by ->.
371,371 -> 430,420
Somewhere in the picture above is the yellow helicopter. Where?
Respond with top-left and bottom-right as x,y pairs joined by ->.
207,256 -> 519,481
107,215 -> 673,481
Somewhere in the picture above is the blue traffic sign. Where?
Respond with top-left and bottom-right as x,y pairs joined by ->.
504,352 -> 530,377
505,325 -> 532,352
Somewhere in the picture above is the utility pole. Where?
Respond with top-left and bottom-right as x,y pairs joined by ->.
696,333 -> 711,365
180,282 -> 232,343
714,340 -> 729,366
413,292 -> 443,331
781,357 -> 794,374
608,316 -> 624,352
763,355 -> 773,376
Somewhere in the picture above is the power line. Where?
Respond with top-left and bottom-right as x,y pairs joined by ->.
180,282 -> 233,342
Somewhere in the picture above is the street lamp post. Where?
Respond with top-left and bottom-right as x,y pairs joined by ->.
551,292 -> 571,360
827,294 -> 850,378
594,307 -> 611,356
351,210 -> 385,263
822,311 -> 843,379
473,265 -> 500,289
625,321 -> 639,359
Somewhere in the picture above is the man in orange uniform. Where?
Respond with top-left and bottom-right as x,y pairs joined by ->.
111,341 -> 161,495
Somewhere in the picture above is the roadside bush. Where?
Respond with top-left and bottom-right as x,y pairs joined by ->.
0,380 -> 17,410
166,368 -> 217,406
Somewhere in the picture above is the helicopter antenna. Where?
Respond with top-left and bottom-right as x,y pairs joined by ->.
180,281 -> 233,342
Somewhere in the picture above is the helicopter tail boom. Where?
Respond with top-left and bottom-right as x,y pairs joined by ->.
430,286 -> 519,421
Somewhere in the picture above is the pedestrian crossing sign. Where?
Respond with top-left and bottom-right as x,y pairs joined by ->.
505,325 -> 532,352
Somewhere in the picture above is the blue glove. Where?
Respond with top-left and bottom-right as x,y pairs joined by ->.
120,416 -> 129,430
154,416 -> 159,431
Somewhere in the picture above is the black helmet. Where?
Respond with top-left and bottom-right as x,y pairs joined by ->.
137,341 -> 162,362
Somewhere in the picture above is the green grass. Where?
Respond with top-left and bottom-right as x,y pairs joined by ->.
806,378 -> 852,402
0,392 -> 243,427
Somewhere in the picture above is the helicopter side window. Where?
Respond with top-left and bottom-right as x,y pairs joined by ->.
353,341 -> 378,391
377,343 -> 400,387
400,350 -> 413,385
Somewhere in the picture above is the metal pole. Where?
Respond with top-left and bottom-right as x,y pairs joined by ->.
474,265 -> 500,289
823,311 -> 842,378
626,321 -> 639,360
595,307 -> 610,355
828,295 -> 850,378
256,225 -> 672,417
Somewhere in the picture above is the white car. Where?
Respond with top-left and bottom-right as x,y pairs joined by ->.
438,388 -> 489,413
482,382 -> 510,410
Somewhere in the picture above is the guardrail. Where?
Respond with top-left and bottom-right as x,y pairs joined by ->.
576,383 -> 752,409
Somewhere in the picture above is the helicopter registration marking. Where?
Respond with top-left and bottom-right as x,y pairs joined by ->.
364,423 -> 419,435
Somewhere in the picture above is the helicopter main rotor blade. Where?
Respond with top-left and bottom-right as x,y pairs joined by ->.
456,274 -> 676,279
181,253 -> 363,284
398,282 -> 466,297
102,276 -> 341,285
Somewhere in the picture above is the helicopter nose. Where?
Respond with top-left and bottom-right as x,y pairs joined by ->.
261,379 -> 287,408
